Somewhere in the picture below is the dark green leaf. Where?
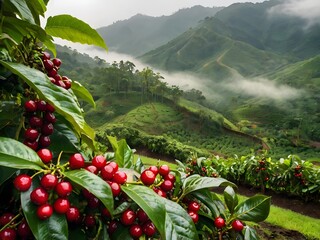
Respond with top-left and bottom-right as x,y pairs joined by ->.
64,170 -> 113,214
244,226 -> 259,240
107,136 -> 133,169
45,15 -> 107,50
0,62 -> 95,146
7,0 -> 35,24
26,0 -> 46,24
224,186 -> 238,214
121,184 -> 199,240
21,180 -> 68,240
0,167 -> 16,185
112,224 -> 131,240
71,81 -> 96,108
234,195 -> 271,222
182,174 -> 235,199
133,156 -> 144,173
69,228 -> 86,240
0,137 -> 44,170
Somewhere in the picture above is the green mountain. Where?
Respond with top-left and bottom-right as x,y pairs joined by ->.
97,5 -> 223,56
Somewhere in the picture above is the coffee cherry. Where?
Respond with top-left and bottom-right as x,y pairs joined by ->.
85,165 -> 98,174
129,224 -> 143,238
107,181 -> 121,197
46,103 -> 55,112
44,112 -> 56,123
214,217 -> 225,228
140,170 -> 156,186
108,162 -> 118,172
23,140 -> 38,151
160,180 -> 173,192
52,58 -> 62,68
148,165 -> 158,175
101,208 -> 111,219
36,100 -> 47,111
66,207 -> 80,223
29,116 -> 43,128
38,135 -> 51,148
107,220 -> 118,235
43,59 -> 54,71
13,174 -> 32,192
40,174 -> 58,190
53,198 -> 70,214
54,74 -> 62,82
155,188 -> 166,198
82,189 -> 94,199
188,201 -> 200,212
164,173 -> 176,182
17,219 -> 32,238
188,211 -> 199,223
47,68 -> 57,78
37,203 -> 53,220
232,220 -> 244,231
30,187 -> 49,205
42,52 -> 51,60
69,153 -> 85,169
24,100 -> 37,112
63,79 -> 72,89
56,80 -> 66,88
142,221 -> 156,237
87,196 -> 100,209
136,209 -> 149,224
37,149 -> 53,164
24,128 -> 39,141
121,209 -> 136,226
84,214 -> 96,228
112,171 -> 127,185
92,155 -> 106,169
55,181 -> 72,197
0,213 -> 15,226
159,165 -> 170,176
41,123 -> 54,135
0,228 -> 17,240
101,165 -> 115,180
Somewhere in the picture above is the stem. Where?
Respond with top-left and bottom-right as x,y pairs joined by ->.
0,213 -> 21,232
57,151 -> 63,166
218,231 -> 223,240
15,116 -> 25,140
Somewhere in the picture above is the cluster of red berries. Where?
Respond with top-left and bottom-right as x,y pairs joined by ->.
256,160 -> 267,172
42,52 -> 72,90
23,100 -> 56,151
186,200 -> 201,223
214,216 -> 244,232
0,214 -> 32,240
293,165 -> 306,185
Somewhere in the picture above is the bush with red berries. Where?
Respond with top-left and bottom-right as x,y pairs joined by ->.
0,1 -> 271,239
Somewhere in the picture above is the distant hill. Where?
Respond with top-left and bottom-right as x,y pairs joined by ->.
97,5 -> 223,56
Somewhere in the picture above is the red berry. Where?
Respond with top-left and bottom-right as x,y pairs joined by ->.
160,180 -> 173,192
38,135 -> 51,148
40,174 -> 58,190
13,174 -> 32,192
0,228 -> 17,240
121,209 -> 136,226
159,165 -> 170,176
29,116 -> 43,128
64,79 -> 72,89
214,217 -> 225,228
107,220 -> 118,234
24,128 -> 39,141
53,198 -> 70,214
101,165 -> 115,180
232,220 -> 244,231
46,103 -> 55,112
52,58 -> 62,67
37,203 -> 53,220
0,213 -> 15,226
54,74 -> 62,82
85,165 -> 98,174
101,208 -> 111,218
41,123 -> 54,135
108,162 -> 118,172
92,155 -> 106,169
42,52 -> 51,60
17,219 -> 32,238
87,196 -> 100,209
44,112 -> 56,123
164,173 -> 176,182
142,221 -> 156,237
107,181 -> 121,197
43,59 -> 54,71
69,153 -> 85,169
23,140 -> 38,150
112,171 -> 127,185
47,68 -> 57,78
66,207 -> 80,223
148,165 -> 158,175
154,188 -> 166,198
56,80 -> 66,88
24,100 -> 37,112
30,187 -> 49,205
55,181 -> 72,197
37,149 -> 53,164
36,100 -> 47,111
140,170 -> 156,186
84,214 -> 96,228
136,209 -> 149,223
129,224 -> 143,238
188,211 -> 199,223
82,189 -> 94,199
188,201 -> 200,212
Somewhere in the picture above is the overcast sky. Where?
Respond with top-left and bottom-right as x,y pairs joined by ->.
45,0 -> 266,28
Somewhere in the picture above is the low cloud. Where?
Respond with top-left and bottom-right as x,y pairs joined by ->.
268,0 -> 320,27
224,77 -> 302,100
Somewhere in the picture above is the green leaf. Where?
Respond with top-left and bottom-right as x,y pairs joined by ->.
0,137 -> 44,170
121,184 -> 199,240
182,175 -> 235,199
21,180 -> 68,240
133,156 -> 144,173
7,0 -> 35,24
0,167 -> 16,185
107,136 -> 133,169
224,186 -> 238,214
45,15 -> 107,50
71,81 -> 96,108
112,224 -> 132,240
0,61 -> 95,146
244,226 -> 259,240
64,170 -> 114,214
26,0 -> 46,24
234,195 -> 271,222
